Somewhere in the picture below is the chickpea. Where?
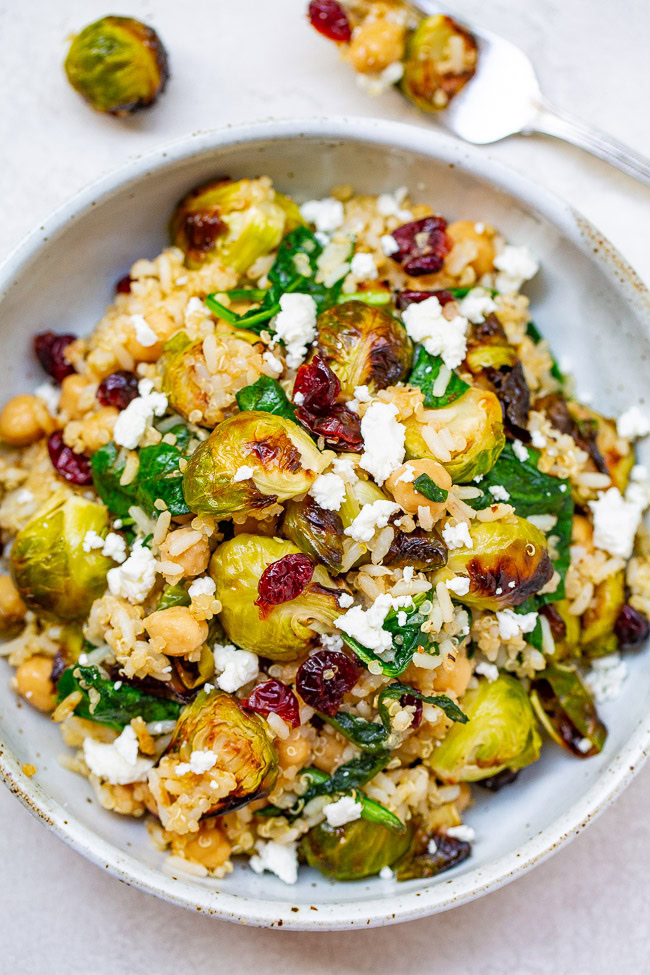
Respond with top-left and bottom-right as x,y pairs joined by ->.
348,17 -> 406,74
15,655 -> 56,712
175,821 -> 231,871
275,729 -> 312,771
0,394 -> 54,446
124,309 -> 177,363
0,575 -> 26,636
446,221 -> 495,277
386,458 -> 452,520
59,374 -> 95,420
143,606 -> 208,656
433,647 -> 472,699
159,527 -> 210,578
79,406 -> 119,453
312,731 -> 347,774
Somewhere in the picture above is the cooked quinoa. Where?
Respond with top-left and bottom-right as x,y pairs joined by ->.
2,176 -> 649,886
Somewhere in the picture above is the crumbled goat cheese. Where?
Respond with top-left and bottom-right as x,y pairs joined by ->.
353,384 -> 371,403
446,825 -> 475,843
395,465 -> 416,484
130,313 -> 158,347
83,725 -> 154,785
320,633 -> 344,652
359,402 -> 406,484
335,592 -> 412,655
442,522 -> 473,550
475,661 -> 499,682
356,59 -> 404,95
324,795 -> 363,827
379,866 -> 395,880
397,611 -> 408,626
576,737 -> 593,754
617,405 -> 650,439
344,499 -> 400,543
493,245 -> 539,293
458,288 -> 497,324
338,592 -> 354,609
350,252 -> 378,281
377,187 -> 412,222
15,489 -> 34,504
402,296 -> 469,370
249,840 -> 298,885
113,378 -> 168,450
293,391 -> 305,406
107,540 -> 157,603
332,457 -> 358,483
427,838 -> 438,855
213,643 -> 259,693
34,381 -> 60,414
488,484 -> 510,502
531,430 -> 547,448
589,486 -> 646,559
175,749 -> 218,776
496,608 -> 538,640
102,532 -> 128,564
188,576 -> 216,599
299,198 -> 344,234
512,440 -> 529,462
233,465 -> 255,482
402,566 -> 414,583
82,530 -> 104,552
380,233 -> 400,257
527,514 -> 557,533
584,654 -> 628,703
631,464 -> 648,482
272,293 -> 317,369
309,472 -> 346,511
446,576 -> 471,596
262,350 -> 283,375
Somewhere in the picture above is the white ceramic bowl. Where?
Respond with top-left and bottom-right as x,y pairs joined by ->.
1,118 -> 649,930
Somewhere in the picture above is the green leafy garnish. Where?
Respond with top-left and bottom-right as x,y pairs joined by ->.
408,346 -> 470,409
413,473 -> 448,504
340,591 -> 439,677
526,321 -> 564,384
91,441 -> 190,520
235,375 -> 297,422
57,665 -> 181,731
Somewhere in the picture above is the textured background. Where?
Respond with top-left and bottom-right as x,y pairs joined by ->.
1,0 -> 650,971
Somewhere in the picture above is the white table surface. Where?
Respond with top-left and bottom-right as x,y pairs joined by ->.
2,0 -> 650,970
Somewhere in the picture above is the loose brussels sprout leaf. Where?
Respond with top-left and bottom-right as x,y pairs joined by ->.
340,590 -> 439,677
183,412 -> 326,518
404,386 -> 505,482
64,15 -> 168,116
580,571 -> 625,657
282,496 -> 346,574
428,675 -> 542,783
401,14 -> 478,112
170,689 -> 278,812
567,403 -> 634,495
413,473 -> 448,504
91,440 -> 189,519
446,517 -> 553,611
382,525 -> 447,572
526,321 -> 564,383
11,493 -> 113,621
337,290 -> 393,307
312,301 -> 413,398
210,534 -> 343,660
395,830 -> 471,881
465,443 -> 573,603
235,375 -> 297,422
408,345 -> 469,409
530,663 -> 607,758
57,665 -> 181,731
156,582 -> 191,611
302,818 -> 414,881
171,644 -> 215,692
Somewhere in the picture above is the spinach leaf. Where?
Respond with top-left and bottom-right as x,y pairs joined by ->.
413,473 -> 448,504
236,375 -> 297,421
340,591 -> 439,677
90,442 -> 134,517
91,440 -> 190,520
514,600 -> 544,650
526,321 -> 564,383
408,346 -> 470,409
165,423 -> 192,451
57,665 -> 181,731
377,682 -> 468,726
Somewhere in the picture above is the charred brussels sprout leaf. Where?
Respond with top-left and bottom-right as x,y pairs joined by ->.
340,590 -> 439,677
57,665 -> 181,731
210,534 -> 344,660
530,663 -> 607,758
282,496 -> 346,574
91,440 -> 189,519
302,818 -> 414,881
401,14 -> 478,112
183,412 -> 326,518
580,570 -> 625,657
11,492 -> 113,621
312,301 -> 413,398
395,830 -> 471,881
382,525 -> 448,571
408,346 -> 469,409
413,473 -> 448,504
428,675 -> 542,783
156,582 -> 191,611
236,375 -> 297,422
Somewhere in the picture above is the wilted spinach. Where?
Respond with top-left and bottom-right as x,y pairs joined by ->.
57,665 -> 181,731
340,590 -> 439,677
91,440 -> 190,519
236,375 -> 297,422
408,346 -> 470,409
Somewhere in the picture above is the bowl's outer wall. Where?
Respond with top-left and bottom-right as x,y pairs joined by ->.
1,119 -> 649,929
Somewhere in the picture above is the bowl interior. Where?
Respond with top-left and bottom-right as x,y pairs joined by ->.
1,120 -> 649,928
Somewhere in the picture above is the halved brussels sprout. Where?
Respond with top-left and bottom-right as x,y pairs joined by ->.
301,818 -> 414,881
382,525 -> 447,571
311,301 -> 413,398
183,411 -> 327,518
401,14 -> 478,112
428,675 -> 542,783
567,403 -> 634,495
530,663 -> 606,758
210,534 -> 344,660
580,570 -> 625,658
170,688 -> 277,812
282,496 -> 346,574
64,16 -> 168,116
169,177 -> 300,271
403,386 -> 505,483
446,516 -> 553,610
11,491 -> 113,621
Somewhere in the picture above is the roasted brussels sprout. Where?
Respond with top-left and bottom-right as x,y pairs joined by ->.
401,14 -> 478,112
445,517 -> 552,610
382,525 -> 447,571
311,301 -> 413,398
282,495 -> 347,574
10,491 -> 113,621
530,663 -> 607,758
540,600 -> 580,660
428,675 -> 542,783
170,689 -> 278,812
464,316 -> 530,437
183,411 -> 327,518
64,16 -> 168,116
580,570 -> 625,657
568,403 -> 634,495
210,534 -> 344,660
403,386 -> 505,483
301,817 -> 414,881
170,177 -> 301,271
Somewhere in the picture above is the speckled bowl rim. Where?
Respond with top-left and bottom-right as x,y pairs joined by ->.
1,116 -> 649,930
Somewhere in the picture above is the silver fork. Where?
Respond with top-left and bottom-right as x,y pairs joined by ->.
409,4 -> 650,187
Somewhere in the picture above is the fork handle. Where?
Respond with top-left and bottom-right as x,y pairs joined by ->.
528,99 -> 650,188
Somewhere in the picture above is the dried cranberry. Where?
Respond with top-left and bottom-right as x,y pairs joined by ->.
182,211 -> 227,254
294,356 -> 340,413
47,431 -> 92,485
395,289 -> 456,310
293,356 -> 363,450
34,331 -> 76,384
50,651 -> 67,685
296,649 -> 360,716
615,604 -> 650,651
400,693 -> 423,729
298,404 -> 363,451
244,679 -> 301,728
256,554 -> 314,613
390,217 -> 451,277
308,0 -> 351,42
97,370 -> 139,410
115,274 -> 133,294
